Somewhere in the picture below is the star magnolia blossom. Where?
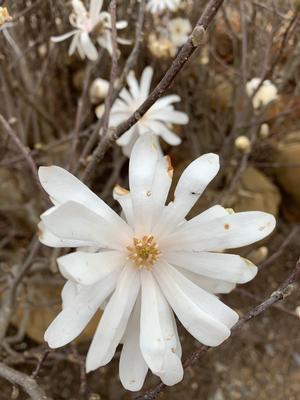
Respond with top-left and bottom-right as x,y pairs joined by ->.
51,0 -> 128,61
246,78 -> 278,110
107,66 -> 188,156
147,0 -> 181,14
38,134 -> 275,391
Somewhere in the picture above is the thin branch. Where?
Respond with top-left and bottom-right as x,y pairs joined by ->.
0,362 -> 48,400
0,114 -> 39,184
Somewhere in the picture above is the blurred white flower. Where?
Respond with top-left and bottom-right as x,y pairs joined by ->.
167,18 -> 192,47
109,66 -> 188,156
38,133 -> 275,391
147,0 -> 181,14
246,78 -> 278,110
89,77 -> 109,103
0,7 -> 12,26
51,0 -> 128,61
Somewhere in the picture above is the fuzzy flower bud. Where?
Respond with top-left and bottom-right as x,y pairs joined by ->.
234,136 -> 251,153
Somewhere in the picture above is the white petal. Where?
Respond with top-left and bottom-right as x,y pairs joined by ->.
172,153 -> 219,219
119,301 -> 148,391
154,154 -> 220,237
140,270 -> 183,386
151,95 -> 181,109
188,205 -> 228,225
164,252 -> 257,284
57,251 -> 125,285
80,31 -> 98,61
116,128 -> 134,146
38,166 -> 129,232
127,71 -> 140,99
61,280 -> 78,308
72,0 -> 87,16
165,211 -> 276,252
41,201 -> 130,249
51,30 -> 77,42
151,108 -> 189,125
146,120 -> 181,146
113,185 -> 134,227
44,271 -> 118,348
69,32 -> 80,55
86,265 -> 140,371
116,20 -> 128,30
38,220 -> 94,248
140,66 -> 153,99
154,261 -> 238,346
89,0 -> 103,21
179,269 -> 236,294
129,133 -> 159,235
152,156 -> 173,205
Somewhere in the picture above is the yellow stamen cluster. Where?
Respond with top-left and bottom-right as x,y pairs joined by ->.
127,235 -> 161,270
0,7 -> 12,26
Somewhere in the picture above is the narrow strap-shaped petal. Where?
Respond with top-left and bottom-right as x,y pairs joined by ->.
129,133 -> 159,235
51,30 -> 77,42
38,220 -> 95,248
139,66 -> 153,100
57,250 -> 125,285
86,265 -> 140,371
89,0 -> 103,22
80,31 -> 98,60
162,211 -> 276,252
178,268 -> 236,294
41,201 -> 131,250
154,261 -> 238,346
119,300 -> 148,391
44,271 -> 119,348
153,154 -> 220,237
113,185 -> 134,227
140,270 -> 183,386
38,165 -> 130,233
164,251 -> 257,284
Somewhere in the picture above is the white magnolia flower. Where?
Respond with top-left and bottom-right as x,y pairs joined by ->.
109,66 -> 188,156
51,0 -> 128,61
38,133 -> 275,391
246,78 -> 278,110
147,0 -> 181,14
167,18 -> 192,47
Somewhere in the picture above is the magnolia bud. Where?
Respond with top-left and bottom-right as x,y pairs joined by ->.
259,123 -> 270,139
89,78 -> 109,104
234,136 -> 251,153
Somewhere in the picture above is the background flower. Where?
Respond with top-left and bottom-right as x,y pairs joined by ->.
108,66 -> 188,155
51,0 -> 128,60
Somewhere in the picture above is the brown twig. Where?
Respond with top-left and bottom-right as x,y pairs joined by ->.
0,114 -> 39,184
0,362 -> 48,400
82,0 -> 225,184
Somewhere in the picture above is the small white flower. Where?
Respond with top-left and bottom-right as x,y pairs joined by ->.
109,66 -> 188,156
39,133 -> 275,391
167,18 -> 192,47
51,0 -> 128,61
147,0 -> 181,14
246,78 -> 278,110
89,78 -> 109,103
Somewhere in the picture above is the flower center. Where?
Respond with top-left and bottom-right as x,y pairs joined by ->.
127,235 -> 161,270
